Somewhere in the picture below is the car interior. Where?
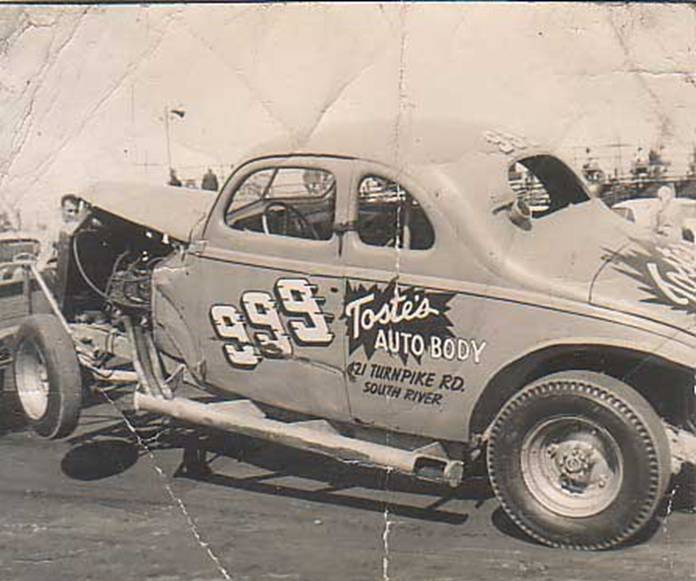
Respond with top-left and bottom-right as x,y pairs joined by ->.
226,167 -> 337,241
356,175 -> 435,250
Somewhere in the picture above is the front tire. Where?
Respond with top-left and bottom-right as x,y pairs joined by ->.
487,371 -> 671,550
13,314 -> 82,439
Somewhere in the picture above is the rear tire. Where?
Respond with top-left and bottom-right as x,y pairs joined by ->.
13,315 -> 82,439
487,371 -> 671,550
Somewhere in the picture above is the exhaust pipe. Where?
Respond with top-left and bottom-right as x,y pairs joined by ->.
135,392 -> 464,487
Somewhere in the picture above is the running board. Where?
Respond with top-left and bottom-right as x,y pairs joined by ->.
134,393 -> 464,487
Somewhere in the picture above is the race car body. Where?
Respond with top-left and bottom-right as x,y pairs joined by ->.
19,119 -> 696,550
76,121 -> 696,434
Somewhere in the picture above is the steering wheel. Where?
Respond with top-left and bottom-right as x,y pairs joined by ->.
262,201 -> 320,240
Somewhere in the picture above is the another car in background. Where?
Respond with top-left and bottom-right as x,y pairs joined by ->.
611,197 -> 696,241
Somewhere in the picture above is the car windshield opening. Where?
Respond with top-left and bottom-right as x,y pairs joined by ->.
226,167 -> 337,241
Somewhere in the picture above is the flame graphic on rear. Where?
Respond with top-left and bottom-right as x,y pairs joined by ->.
612,239 -> 696,315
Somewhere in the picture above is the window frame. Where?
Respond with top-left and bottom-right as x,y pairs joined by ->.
202,155 -> 353,264
353,172 -> 437,252
224,165 -> 339,243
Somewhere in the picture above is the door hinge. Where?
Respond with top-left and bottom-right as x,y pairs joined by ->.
334,222 -> 355,256
334,221 -> 356,235
187,240 -> 207,256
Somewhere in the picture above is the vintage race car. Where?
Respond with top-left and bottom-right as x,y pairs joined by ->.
0,234 -> 43,393
12,120 -> 696,550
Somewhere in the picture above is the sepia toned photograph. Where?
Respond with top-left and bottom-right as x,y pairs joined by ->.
2,2 -> 696,579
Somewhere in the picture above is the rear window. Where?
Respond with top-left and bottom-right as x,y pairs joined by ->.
508,155 -> 589,218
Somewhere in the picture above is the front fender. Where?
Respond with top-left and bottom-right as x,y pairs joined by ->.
151,259 -> 204,379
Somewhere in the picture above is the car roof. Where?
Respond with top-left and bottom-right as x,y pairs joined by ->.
244,118 -> 544,169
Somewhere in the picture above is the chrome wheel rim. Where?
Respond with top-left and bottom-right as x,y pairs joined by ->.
520,416 -> 623,518
15,340 -> 50,421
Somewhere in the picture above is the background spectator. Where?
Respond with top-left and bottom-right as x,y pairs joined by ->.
168,168 -> 182,187
202,168 -> 219,191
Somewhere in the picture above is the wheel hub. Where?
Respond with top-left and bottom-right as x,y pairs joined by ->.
15,339 -> 50,421
521,416 -> 623,518
552,443 -> 596,481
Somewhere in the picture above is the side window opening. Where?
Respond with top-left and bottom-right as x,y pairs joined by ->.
226,167 -> 336,241
356,175 -> 435,250
508,155 -> 589,218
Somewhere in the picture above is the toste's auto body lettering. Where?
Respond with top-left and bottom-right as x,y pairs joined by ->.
210,278 -> 333,369
343,280 -> 485,410
342,279 -> 486,365
344,288 -> 439,338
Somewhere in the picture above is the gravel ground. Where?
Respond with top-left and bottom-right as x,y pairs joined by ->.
2,385 -> 696,581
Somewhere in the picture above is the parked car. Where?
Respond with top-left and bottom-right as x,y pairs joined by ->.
0,234 -> 42,415
611,197 -> 696,241
12,120 -> 696,550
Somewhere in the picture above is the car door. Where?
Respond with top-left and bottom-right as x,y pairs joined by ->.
340,163 -> 487,439
185,156 -> 353,421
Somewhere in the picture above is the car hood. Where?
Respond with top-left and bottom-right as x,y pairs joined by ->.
82,181 -> 217,242
590,236 -> 696,337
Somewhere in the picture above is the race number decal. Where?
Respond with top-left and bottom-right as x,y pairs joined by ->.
210,278 -> 334,369
275,279 -> 334,345
241,291 -> 292,358
483,130 -> 530,155
210,305 -> 261,369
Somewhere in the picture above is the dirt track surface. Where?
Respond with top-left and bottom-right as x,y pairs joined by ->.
2,385 -> 696,581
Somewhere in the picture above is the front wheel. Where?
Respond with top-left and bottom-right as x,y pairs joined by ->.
487,371 -> 671,550
13,315 -> 82,439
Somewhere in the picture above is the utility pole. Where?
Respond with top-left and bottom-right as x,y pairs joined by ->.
164,106 -> 172,170
606,137 -> 630,179
163,106 -> 185,171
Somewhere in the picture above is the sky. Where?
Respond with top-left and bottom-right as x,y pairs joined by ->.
2,2 -> 696,229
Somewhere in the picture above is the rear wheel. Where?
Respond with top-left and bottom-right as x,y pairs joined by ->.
487,371 -> 671,550
13,315 -> 82,439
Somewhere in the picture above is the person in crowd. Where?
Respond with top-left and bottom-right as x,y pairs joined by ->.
648,145 -> 669,178
688,146 -> 696,178
581,148 -> 603,183
651,183 -> 680,240
0,211 -> 13,233
168,168 -> 182,187
60,194 -> 81,225
303,168 -> 335,196
632,147 -> 649,187
201,168 -> 219,191
37,194 -> 83,280
633,147 -> 647,172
